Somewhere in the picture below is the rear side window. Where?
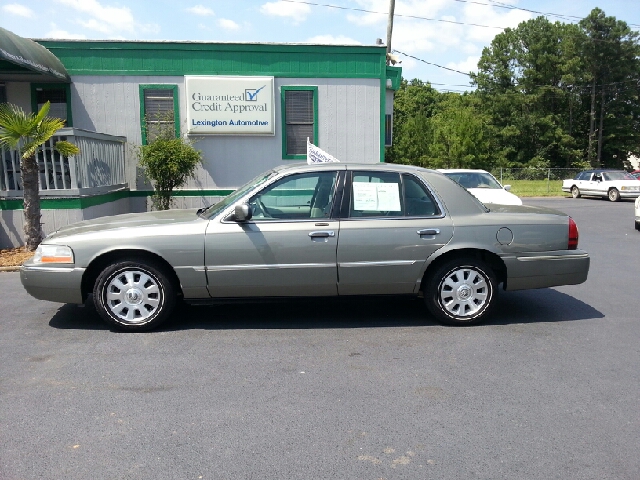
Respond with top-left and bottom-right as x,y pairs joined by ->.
403,174 -> 439,216
349,172 -> 439,218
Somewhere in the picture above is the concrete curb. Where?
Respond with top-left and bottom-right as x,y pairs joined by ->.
0,266 -> 20,272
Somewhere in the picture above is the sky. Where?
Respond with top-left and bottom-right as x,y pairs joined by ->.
1,0 -> 639,92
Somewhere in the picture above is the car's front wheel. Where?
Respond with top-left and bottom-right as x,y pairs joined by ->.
571,186 -> 581,198
608,188 -> 620,202
93,260 -> 176,331
424,258 -> 497,326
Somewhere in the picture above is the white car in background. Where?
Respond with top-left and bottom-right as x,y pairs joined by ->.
635,196 -> 640,231
562,169 -> 640,202
438,169 -> 523,205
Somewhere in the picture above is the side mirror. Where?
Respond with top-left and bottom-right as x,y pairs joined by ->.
234,203 -> 252,222
503,185 -> 512,191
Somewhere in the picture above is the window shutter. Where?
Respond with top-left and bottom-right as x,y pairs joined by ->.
144,89 -> 174,121
144,88 -> 175,141
285,90 -> 314,155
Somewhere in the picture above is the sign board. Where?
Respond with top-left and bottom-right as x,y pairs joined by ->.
353,182 -> 401,211
185,76 -> 275,135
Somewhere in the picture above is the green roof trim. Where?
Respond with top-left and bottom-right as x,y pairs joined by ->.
0,189 -> 235,211
35,40 -> 388,79
129,189 -> 234,198
386,66 -> 402,91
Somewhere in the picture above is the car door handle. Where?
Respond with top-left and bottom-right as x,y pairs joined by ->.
417,228 -> 440,236
309,231 -> 335,238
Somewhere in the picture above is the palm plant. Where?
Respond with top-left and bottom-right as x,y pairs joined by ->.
0,101 -> 80,250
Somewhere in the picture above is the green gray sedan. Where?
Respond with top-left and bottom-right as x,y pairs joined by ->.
21,163 -> 590,331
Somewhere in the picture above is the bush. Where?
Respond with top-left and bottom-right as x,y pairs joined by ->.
138,136 -> 202,210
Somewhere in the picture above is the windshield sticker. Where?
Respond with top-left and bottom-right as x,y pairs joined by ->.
353,182 -> 401,211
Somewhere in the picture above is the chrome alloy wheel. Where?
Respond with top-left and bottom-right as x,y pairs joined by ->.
438,266 -> 490,318
105,269 -> 162,324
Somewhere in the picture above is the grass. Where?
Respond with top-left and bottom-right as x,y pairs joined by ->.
503,179 -> 566,197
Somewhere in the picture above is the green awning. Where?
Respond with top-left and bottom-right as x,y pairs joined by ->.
0,26 -> 69,81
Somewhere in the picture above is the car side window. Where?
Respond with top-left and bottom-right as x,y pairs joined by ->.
403,174 -> 440,217
348,172 -> 439,218
350,172 -> 403,217
248,171 -> 337,221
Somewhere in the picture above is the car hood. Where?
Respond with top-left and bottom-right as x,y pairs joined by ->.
467,187 -> 522,205
45,209 -> 202,240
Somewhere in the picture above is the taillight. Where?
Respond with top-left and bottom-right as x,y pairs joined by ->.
568,217 -> 579,250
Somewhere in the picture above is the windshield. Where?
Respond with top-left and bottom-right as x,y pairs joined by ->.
602,172 -> 635,181
443,172 -> 503,189
200,171 -> 276,219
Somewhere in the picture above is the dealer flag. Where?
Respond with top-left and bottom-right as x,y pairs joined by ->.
307,139 -> 340,164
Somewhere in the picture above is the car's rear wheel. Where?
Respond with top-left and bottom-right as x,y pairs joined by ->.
424,257 -> 497,326
93,260 -> 176,331
571,186 -> 581,198
636,220 -> 640,231
608,188 -> 620,202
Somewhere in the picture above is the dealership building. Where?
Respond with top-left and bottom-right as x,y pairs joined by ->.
0,26 -> 401,247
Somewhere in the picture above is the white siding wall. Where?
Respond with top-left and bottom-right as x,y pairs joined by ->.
70,76 -> 381,190
5,82 -> 31,112
0,198 -> 130,248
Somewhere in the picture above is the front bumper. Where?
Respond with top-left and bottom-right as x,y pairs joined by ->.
619,191 -> 640,199
20,264 -> 85,304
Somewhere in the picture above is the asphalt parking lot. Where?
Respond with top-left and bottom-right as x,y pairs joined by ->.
1,197 -> 638,479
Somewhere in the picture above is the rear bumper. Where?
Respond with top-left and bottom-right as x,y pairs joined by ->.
503,250 -> 590,291
20,265 -> 85,304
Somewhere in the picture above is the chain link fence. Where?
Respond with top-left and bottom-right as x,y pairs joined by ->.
488,168 -> 583,196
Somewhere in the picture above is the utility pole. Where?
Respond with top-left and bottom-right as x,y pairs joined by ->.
386,0 -> 395,58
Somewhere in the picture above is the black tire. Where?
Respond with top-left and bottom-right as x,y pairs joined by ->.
571,186 -> 581,198
608,188 -> 620,202
93,260 -> 176,332
635,220 -> 640,231
423,257 -> 497,326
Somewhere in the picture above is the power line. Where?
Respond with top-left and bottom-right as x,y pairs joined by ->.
484,0 -> 640,28
455,0 -> 576,23
392,49 -> 473,77
279,0 -> 640,31
280,0 -> 503,30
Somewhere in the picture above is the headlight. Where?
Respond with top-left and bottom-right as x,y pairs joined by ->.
33,245 -> 74,264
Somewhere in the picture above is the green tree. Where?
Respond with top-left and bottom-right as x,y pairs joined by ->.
137,116 -> 202,210
426,94 -> 503,169
472,10 -> 640,169
578,8 -> 640,167
386,79 -> 441,166
0,102 -> 79,250
472,17 -> 585,168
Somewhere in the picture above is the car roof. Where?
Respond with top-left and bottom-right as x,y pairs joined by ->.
273,162 -> 442,175
437,169 -> 489,174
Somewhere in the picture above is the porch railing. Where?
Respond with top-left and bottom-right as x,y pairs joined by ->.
1,127 -> 127,197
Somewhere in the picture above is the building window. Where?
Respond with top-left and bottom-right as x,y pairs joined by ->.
281,86 -> 318,159
385,114 -> 393,146
139,85 -> 179,144
31,84 -> 72,125
0,83 -> 6,104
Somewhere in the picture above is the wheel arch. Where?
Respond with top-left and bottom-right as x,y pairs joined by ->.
81,249 -> 183,302
420,248 -> 507,292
